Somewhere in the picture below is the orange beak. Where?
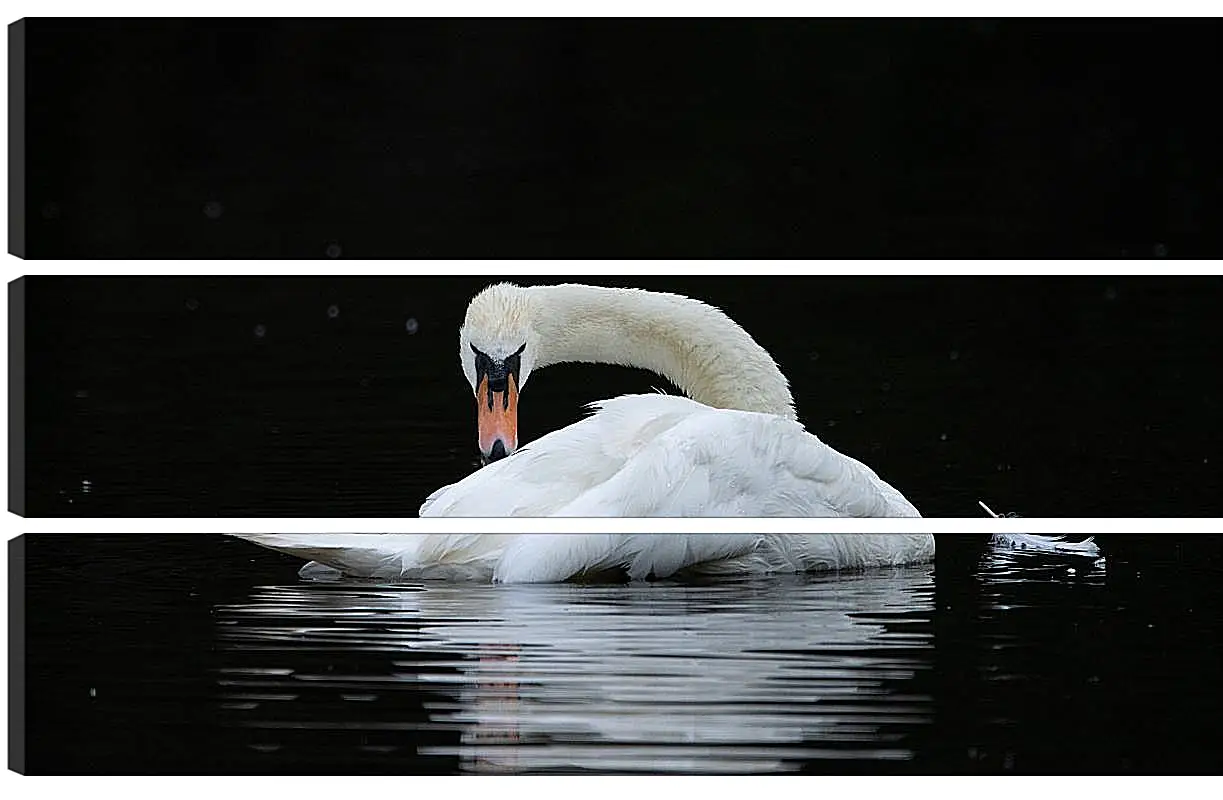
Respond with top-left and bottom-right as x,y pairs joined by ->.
476,373 -> 518,463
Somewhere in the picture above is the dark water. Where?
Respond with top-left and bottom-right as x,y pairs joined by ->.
20,276 -> 1223,517
20,19 -> 1221,260
20,535 -> 1223,774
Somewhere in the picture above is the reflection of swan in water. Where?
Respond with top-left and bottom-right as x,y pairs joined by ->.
214,569 -> 937,774
232,533 -> 936,583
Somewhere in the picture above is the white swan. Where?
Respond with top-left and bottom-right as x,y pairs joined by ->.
233,283 -> 936,583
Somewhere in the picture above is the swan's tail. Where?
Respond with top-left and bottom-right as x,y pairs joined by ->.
228,533 -> 509,580
977,501 -> 1102,558
228,533 -> 409,577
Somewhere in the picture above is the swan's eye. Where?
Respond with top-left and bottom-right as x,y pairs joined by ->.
505,343 -> 526,379
470,345 -> 494,383
470,343 -> 526,398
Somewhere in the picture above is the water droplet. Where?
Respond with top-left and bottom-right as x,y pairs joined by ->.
826,419 -> 837,428
327,304 -> 340,319
939,433 -> 948,441
1153,243 -> 1168,257
404,318 -> 419,334
41,201 -> 61,219
949,350 -> 960,361
74,389 -> 89,399
254,324 -> 267,339
1104,286 -> 1118,301
185,297 -> 200,311
808,350 -> 820,361
325,242 -> 343,259
880,381 -> 892,392
203,200 -> 224,219
89,688 -> 97,698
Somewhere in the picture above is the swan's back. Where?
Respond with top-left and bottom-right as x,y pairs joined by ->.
421,394 -> 918,518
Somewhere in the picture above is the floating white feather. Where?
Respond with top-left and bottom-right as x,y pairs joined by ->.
978,501 -> 1102,557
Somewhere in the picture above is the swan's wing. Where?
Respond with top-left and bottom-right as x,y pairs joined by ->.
419,482 -> 456,516
420,394 -> 919,518
558,398 -> 919,517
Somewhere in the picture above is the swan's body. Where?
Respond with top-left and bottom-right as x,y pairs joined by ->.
239,283 -> 938,583
231,533 -> 937,584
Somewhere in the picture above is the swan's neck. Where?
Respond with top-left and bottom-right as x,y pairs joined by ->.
528,285 -> 796,419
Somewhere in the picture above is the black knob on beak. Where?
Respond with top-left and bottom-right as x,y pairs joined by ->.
488,439 -> 508,462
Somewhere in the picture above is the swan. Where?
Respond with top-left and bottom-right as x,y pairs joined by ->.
233,283 -> 937,583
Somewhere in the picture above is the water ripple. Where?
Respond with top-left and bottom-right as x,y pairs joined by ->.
214,569 -> 937,773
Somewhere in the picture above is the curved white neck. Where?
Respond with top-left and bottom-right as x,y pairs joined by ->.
526,284 -> 796,419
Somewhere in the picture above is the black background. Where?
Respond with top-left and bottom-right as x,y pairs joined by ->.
17,534 -> 1223,774
18,275 -> 1222,517
17,18 -> 1221,259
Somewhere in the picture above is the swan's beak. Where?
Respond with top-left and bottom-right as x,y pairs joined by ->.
477,373 -> 518,464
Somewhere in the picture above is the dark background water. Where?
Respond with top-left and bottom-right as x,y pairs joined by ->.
16,18 -> 1221,259
18,275 -> 1222,517
17,534 -> 1223,775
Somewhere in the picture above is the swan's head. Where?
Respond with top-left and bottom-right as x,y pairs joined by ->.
459,283 -> 538,464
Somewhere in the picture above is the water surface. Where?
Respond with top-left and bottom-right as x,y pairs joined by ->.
21,535 -> 1222,774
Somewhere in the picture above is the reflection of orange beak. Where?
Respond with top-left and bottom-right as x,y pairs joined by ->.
477,374 -> 518,463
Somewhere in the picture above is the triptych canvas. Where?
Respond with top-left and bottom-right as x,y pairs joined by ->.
6,17 -> 1221,781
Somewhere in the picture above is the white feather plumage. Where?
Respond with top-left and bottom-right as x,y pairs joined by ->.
238,284 -> 939,583
422,395 -> 920,518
